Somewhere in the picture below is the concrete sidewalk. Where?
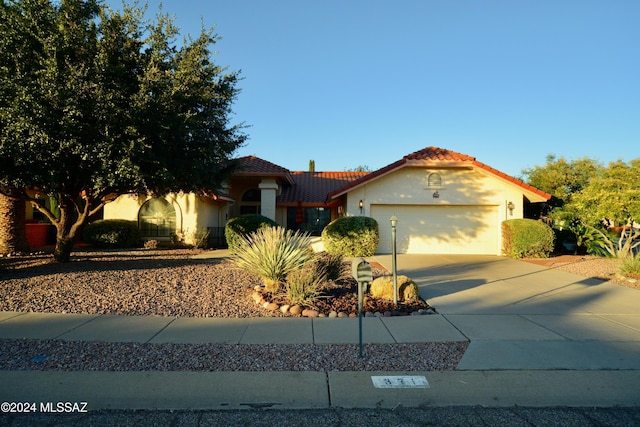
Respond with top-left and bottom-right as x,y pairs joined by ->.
1,253 -> 639,409
0,311 -> 467,345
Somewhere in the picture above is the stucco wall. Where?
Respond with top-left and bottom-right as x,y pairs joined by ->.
343,167 -> 529,255
346,167 -> 524,219
103,192 -> 225,245
103,194 -> 146,221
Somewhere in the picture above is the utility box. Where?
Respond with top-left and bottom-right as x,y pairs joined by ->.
352,257 -> 373,283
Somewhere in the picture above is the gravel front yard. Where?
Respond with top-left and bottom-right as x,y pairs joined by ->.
0,249 -> 636,372
0,249 -> 465,372
1,249 -> 267,318
521,254 -> 639,290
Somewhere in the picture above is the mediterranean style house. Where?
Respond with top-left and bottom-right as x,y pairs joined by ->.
101,146 -> 551,255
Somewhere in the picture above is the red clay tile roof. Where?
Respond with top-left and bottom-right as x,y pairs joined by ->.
328,146 -> 551,202
405,146 -> 476,162
204,191 -> 234,203
235,155 -> 295,184
279,171 -> 368,206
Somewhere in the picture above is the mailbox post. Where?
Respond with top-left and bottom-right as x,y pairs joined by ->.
390,215 -> 398,305
352,257 -> 372,357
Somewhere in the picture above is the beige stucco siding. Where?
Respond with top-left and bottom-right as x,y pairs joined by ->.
103,194 -> 146,222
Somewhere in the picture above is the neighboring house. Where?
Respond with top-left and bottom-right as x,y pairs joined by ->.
103,146 -> 551,254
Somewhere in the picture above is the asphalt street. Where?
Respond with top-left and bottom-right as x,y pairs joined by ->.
2,407 -> 640,426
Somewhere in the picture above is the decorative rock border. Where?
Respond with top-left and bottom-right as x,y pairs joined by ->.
251,286 -> 436,318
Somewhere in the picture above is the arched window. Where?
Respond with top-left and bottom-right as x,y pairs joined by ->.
427,173 -> 442,188
240,188 -> 261,215
138,198 -> 176,237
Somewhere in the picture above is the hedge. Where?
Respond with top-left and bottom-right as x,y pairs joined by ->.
502,218 -> 555,258
83,220 -> 141,248
321,216 -> 379,257
224,214 -> 279,253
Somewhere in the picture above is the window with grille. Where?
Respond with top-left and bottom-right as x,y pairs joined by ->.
239,188 -> 261,215
138,198 -> 176,237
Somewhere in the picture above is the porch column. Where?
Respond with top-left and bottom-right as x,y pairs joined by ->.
259,179 -> 278,221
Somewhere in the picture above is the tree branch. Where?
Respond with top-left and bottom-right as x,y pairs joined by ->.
30,199 -> 58,225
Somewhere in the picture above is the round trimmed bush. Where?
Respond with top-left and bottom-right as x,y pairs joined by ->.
83,220 -> 141,248
225,214 -> 278,253
502,218 -> 555,258
321,216 -> 379,257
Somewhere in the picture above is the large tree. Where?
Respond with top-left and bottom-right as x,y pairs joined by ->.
566,159 -> 640,257
0,0 -> 245,261
520,154 -> 602,209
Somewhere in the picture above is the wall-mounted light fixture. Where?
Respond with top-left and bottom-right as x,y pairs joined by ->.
359,199 -> 364,214
507,201 -> 515,216
433,191 -> 440,199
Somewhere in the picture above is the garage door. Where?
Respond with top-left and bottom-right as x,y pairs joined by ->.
371,205 -> 500,255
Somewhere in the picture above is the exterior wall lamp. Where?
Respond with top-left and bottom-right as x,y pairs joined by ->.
507,201 -> 515,216
359,199 -> 364,214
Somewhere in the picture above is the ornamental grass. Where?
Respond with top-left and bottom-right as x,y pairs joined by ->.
619,253 -> 640,278
282,261 -> 329,308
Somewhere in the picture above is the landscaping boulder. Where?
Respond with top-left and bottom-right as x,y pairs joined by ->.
369,275 -> 420,302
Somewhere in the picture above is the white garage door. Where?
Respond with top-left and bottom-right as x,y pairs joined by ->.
371,205 -> 500,255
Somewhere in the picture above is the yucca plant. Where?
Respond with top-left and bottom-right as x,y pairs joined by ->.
233,226 -> 314,292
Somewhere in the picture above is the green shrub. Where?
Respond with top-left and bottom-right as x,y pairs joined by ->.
225,214 -> 278,253
369,275 -> 420,303
83,220 -> 141,248
321,216 -> 379,257
574,224 -> 615,257
233,226 -> 314,292
502,219 -> 555,258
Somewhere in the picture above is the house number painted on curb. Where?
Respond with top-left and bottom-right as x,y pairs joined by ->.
371,376 -> 430,389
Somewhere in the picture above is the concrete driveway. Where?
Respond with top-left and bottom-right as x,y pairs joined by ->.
371,254 -> 640,371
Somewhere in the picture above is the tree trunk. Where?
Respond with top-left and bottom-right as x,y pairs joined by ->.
0,193 -> 30,254
51,200 -> 87,262
53,234 -> 75,262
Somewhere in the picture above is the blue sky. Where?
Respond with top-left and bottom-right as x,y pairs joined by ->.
107,0 -> 638,178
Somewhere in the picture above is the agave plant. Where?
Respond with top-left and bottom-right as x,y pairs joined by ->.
233,226 -> 314,292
